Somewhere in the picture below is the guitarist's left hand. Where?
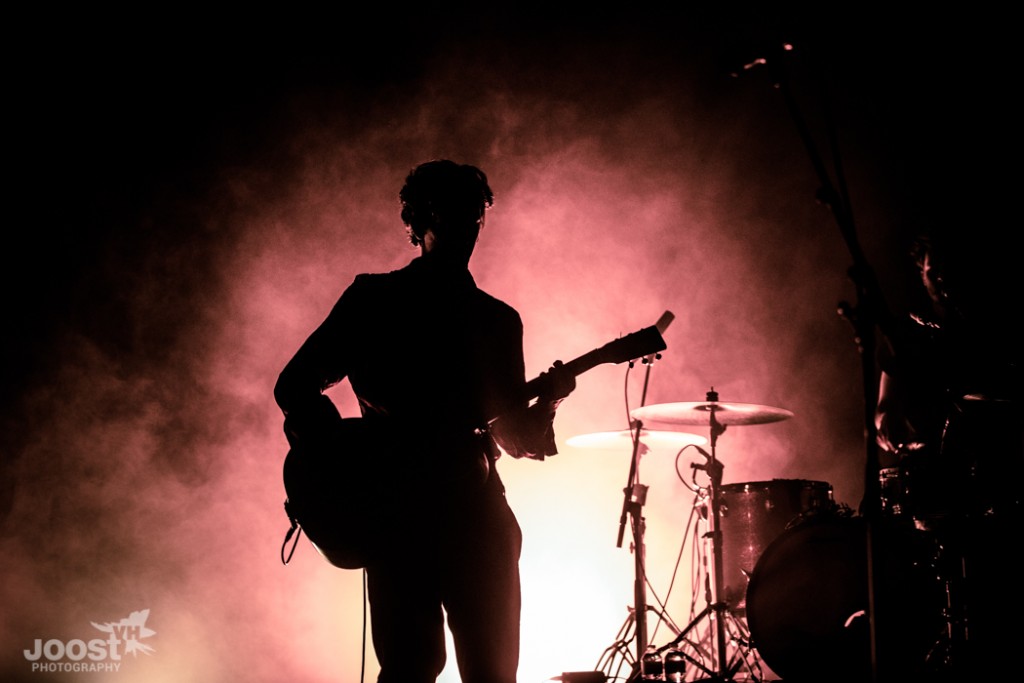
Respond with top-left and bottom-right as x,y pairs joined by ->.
491,361 -> 576,462
536,360 -> 576,408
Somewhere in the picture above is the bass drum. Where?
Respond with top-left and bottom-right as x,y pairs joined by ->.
745,514 -> 944,682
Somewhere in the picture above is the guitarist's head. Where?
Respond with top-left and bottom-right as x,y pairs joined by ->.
400,160 -> 494,267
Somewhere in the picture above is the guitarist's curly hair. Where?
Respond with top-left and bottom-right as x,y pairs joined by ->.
399,160 -> 494,247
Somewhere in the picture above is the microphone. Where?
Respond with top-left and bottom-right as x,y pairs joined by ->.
690,446 -> 712,471
727,41 -> 795,79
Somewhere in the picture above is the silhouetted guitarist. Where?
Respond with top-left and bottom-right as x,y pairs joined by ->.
274,160 -> 575,683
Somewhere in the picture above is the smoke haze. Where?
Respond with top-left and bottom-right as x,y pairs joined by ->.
3,9 -> 1017,683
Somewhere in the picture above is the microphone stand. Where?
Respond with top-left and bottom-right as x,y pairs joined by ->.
616,352 -> 660,681
746,41 -> 897,682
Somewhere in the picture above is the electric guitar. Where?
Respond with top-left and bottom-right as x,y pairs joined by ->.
281,311 -> 674,570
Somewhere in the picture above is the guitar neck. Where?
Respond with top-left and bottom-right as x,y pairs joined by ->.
522,352 -> 605,402
522,317 -> 670,403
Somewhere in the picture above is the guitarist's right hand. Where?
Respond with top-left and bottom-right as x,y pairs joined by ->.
282,394 -> 342,451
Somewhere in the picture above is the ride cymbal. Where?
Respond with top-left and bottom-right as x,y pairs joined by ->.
630,401 -> 794,426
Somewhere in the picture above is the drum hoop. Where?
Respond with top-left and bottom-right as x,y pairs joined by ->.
720,478 -> 833,492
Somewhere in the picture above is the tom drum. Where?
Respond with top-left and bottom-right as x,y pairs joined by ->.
717,479 -> 835,612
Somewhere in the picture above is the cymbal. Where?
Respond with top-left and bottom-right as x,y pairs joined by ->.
630,401 -> 794,426
567,429 -> 707,451
962,392 -> 1015,403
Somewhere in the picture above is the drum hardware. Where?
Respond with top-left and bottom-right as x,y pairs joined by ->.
629,389 -> 795,682
902,513 -> 1020,680
568,427 -> 709,680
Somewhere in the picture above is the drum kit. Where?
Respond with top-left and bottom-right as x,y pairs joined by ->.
570,388 -> 952,683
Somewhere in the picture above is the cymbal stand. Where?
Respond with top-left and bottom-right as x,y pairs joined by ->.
651,389 -> 742,682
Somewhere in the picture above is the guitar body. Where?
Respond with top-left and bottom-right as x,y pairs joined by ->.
283,418 -> 407,569
280,312 -> 673,570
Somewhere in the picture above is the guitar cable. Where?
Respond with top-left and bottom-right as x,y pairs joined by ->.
281,499 -> 303,565
361,568 -> 368,683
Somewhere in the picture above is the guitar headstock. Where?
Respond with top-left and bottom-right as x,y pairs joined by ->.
590,313 -> 670,366
521,311 -> 673,403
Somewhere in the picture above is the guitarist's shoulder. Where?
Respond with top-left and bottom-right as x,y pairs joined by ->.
347,266 -> 522,328
473,289 -> 522,328
345,270 -> 405,295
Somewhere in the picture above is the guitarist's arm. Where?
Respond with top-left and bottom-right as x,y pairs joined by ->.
273,285 -> 356,451
490,361 -> 576,461
489,312 -> 672,460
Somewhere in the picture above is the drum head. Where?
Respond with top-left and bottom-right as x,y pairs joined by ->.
746,515 -> 942,682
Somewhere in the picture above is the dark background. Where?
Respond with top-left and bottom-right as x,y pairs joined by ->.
3,8 -> 1018,682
